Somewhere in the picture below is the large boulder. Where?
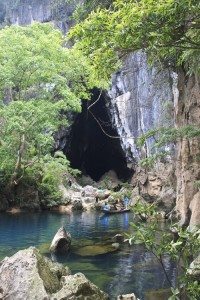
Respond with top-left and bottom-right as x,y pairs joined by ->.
0,247 -> 68,299
50,227 -> 71,253
0,247 -> 108,300
52,273 -> 109,299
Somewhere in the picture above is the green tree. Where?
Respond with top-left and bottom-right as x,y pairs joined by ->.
0,23 -> 99,202
69,0 -> 200,81
130,203 -> 200,299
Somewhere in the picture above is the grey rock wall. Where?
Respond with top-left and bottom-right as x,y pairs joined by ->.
4,0 -> 76,32
4,0 -> 52,25
108,51 -> 176,162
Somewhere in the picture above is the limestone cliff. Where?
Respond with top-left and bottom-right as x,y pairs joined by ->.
1,0 -> 75,32
108,51 -> 175,162
175,72 -> 200,227
109,53 -> 200,227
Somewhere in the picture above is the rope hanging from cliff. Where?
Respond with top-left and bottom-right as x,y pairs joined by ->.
87,90 -> 135,140
87,90 -> 121,139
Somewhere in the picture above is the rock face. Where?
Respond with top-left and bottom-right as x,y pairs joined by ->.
0,247 -> 108,300
175,72 -> 200,227
108,51 -> 175,161
3,0 -> 77,33
109,52 -> 200,227
131,163 -> 176,213
50,227 -> 71,253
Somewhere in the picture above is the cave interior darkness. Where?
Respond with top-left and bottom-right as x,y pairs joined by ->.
64,89 -> 132,182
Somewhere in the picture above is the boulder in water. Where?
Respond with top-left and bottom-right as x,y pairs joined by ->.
113,234 -> 124,243
50,226 -> 71,253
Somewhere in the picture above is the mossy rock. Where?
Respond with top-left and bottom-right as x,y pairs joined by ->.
74,244 -> 118,256
38,242 -> 50,254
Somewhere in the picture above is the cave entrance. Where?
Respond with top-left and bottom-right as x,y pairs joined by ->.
65,89 -> 132,182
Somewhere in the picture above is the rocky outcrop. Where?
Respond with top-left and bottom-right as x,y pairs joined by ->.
109,52 -> 200,227
59,183 -> 111,211
108,51 -> 175,161
0,247 -> 108,300
3,0 -> 77,33
50,227 -> 71,253
175,72 -> 200,227
131,163 -> 176,213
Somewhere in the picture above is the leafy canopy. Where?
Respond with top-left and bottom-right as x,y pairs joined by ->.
69,0 -> 200,81
0,23 -> 99,201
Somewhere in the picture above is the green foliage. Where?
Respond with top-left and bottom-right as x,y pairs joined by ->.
130,203 -> 200,299
69,0 -> 200,80
72,0 -> 113,22
0,23 -> 99,201
194,180 -> 200,189
137,125 -> 200,168
27,153 -> 79,206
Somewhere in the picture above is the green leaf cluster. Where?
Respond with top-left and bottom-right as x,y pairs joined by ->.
130,203 -> 200,299
137,125 -> 200,168
69,0 -> 200,80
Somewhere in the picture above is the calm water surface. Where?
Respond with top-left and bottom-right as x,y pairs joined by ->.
0,211 -> 175,299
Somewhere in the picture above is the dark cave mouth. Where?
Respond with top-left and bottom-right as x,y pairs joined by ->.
65,89 -> 132,182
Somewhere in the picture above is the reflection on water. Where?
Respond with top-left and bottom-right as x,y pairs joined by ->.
0,211 -> 175,299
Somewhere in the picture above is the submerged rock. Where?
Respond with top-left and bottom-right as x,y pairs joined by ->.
74,244 -> 118,256
0,247 -> 108,300
52,273 -> 108,299
50,227 -> 71,253
113,234 -> 125,243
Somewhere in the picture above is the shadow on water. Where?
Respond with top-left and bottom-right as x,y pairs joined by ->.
0,211 -> 175,299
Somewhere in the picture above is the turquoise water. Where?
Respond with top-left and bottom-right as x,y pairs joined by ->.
0,211 -> 175,299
